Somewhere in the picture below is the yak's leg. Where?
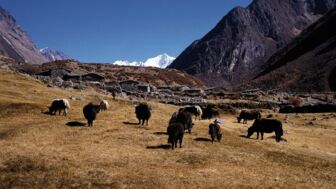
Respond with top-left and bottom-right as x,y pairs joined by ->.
275,131 -> 281,142
179,137 -> 183,148
261,132 -> 264,140
257,132 -> 259,139
64,109 -> 67,116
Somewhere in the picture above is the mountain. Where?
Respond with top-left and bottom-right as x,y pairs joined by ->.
0,6 -> 46,64
113,53 -> 175,68
168,0 -> 336,87
243,8 -> 336,92
40,47 -> 71,62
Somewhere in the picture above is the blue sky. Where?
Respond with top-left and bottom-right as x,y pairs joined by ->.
0,0 -> 252,62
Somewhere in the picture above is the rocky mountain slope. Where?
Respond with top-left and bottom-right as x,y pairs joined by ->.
169,0 -> 336,87
244,8 -> 336,92
0,6 -> 46,64
40,47 -> 71,62
113,53 -> 175,68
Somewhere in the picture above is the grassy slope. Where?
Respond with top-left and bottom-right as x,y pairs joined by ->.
0,69 -> 335,189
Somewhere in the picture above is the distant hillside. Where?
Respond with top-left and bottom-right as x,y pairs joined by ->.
40,47 -> 72,62
244,8 -> 336,92
14,60 -> 205,88
169,0 -> 336,87
0,6 -> 46,64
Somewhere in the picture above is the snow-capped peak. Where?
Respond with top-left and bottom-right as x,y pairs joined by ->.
40,47 -> 71,62
112,53 -> 175,68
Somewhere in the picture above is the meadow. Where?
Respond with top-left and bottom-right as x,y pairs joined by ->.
0,69 -> 335,189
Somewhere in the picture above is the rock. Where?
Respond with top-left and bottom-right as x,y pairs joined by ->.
62,80 -> 73,88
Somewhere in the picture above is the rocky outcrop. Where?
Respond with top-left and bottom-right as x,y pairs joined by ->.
0,6 -> 46,64
169,0 -> 336,87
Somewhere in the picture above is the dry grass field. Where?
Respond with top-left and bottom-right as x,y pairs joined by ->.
0,69 -> 335,189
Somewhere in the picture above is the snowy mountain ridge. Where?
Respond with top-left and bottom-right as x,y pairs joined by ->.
113,53 -> 175,68
40,47 -> 71,62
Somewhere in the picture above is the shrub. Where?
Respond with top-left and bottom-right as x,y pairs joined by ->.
288,96 -> 303,106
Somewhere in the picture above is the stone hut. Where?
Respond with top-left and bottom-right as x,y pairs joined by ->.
36,68 -> 71,78
119,80 -> 139,92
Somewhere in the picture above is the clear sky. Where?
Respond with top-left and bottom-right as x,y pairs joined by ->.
0,0 -> 252,63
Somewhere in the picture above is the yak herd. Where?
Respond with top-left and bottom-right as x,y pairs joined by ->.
48,99 -> 285,150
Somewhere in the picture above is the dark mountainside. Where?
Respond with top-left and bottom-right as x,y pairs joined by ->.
0,6 -> 46,64
244,8 -> 336,92
169,0 -> 336,87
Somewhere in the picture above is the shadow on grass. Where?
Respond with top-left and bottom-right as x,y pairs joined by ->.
66,121 -> 86,127
122,121 -> 140,126
193,137 -> 212,142
153,132 -> 167,135
42,111 -> 51,115
42,111 -> 66,116
239,135 -> 256,140
268,136 -> 288,142
0,129 -> 15,140
146,144 -> 171,150
239,134 -> 248,138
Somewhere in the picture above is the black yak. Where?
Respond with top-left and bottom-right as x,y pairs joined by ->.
99,100 -> 109,111
167,122 -> 184,150
169,111 -> 193,134
83,103 -> 101,127
135,103 -> 151,126
247,118 -> 283,142
208,120 -> 222,143
49,99 -> 70,116
179,105 -> 203,120
201,105 -> 220,119
237,110 -> 261,124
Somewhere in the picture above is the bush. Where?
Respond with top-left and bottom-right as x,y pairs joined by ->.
288,96 -> 303,106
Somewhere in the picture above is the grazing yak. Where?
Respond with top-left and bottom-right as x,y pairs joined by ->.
135,103 -> 151,126
247,118 -> 283,142
167,122 -> 184,150
201,105 -> 220,119
179,105 -> 203,120
237,110 -> 261,124
49,99 -> 70,116
99,100 -> 109,111
169,111 -> 194,134
83,103 -> 101,127
208,120 -> 222,143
